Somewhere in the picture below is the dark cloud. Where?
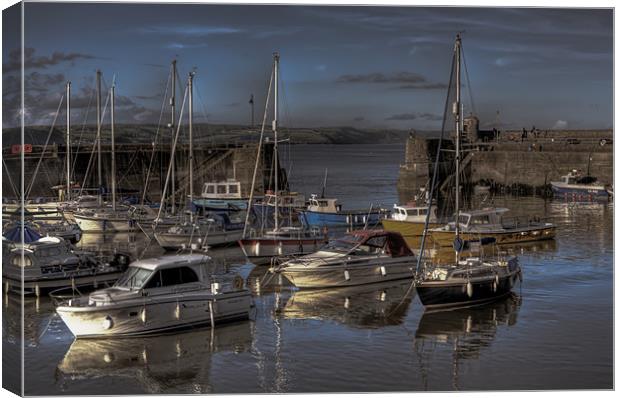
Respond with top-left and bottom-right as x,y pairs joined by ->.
353,116 -> 365,122
336,71 -> 426,84
385,112 -> 442,121
3,47 -> 95,73
398,82 -> 448,90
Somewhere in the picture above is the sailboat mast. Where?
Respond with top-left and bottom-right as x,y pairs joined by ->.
111,83 -> 116,211
273,52 -> 280,231
454,35 -> 462,245
65,81 -> 71,202
170,60 -> 177,215
188,71 -> 194,220
96,70 -> 102,205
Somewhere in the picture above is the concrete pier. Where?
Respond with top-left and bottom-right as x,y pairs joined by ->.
397,127 -> 613,202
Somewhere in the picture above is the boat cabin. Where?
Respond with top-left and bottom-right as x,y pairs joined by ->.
111,254 -> 212,292
560,170 -> 598,185
201,180 -> 242,199
308,195 -> 342,213
456,207 -> 509,230
321,230 -> 413,258
5,236 -> 78,270
261,191 -> 306,208
392,204 -> 438,222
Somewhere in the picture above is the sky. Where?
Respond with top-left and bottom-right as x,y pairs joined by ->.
1,2 -> 613,130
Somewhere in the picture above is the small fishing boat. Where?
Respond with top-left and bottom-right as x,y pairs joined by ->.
154,212 -> 245,251
270,230 -> 416,288
415,34 -> 523,311
550,170 -> 610,201
428,207 -> 556,247
2,226 -> 129,296
251,190 -> 306,226
299,194 -> 388,228
381,203 -> 443,248
192,179 -> 250,211
55,253 -> 252,338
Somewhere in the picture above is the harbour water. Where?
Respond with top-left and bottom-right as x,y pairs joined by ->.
2,144 -> 613,393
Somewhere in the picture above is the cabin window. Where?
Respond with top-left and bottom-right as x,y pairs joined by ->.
115,267 -> 153,289
365,236 -> 387,248
419,209 -> 428,216
10,255 -> 32,267
206,185 -> 215,194
458,215 -> 469,225
144,266 -> 199,289
217,185 -> 227,194
229,185 -> 239,194
319,200 -> 329,207
471,215 -> 490,225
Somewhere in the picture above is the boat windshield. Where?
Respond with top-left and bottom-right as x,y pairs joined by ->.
321,235 -> 365,253
114,267 -> 153,290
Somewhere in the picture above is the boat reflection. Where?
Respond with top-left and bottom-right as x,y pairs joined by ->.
427,239 -> 558,265
56,321 -> 253,393
3,294 -> 56,347
415,294 -> 521,356
278,279 -> 416,328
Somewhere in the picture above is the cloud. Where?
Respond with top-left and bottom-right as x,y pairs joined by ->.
165,42 -> 208,50
552,120 -> 568,129
315,64 -> 327,72
385,112 -> 443,121
139,25 -> 243,36
3,47 -> 95,73
353,116 -> 365,122
398,83 -> 448,90
336,71 -> 426,84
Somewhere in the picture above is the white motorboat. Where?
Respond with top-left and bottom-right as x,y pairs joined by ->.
55,253 -> 252,338
270,230 -> 416,288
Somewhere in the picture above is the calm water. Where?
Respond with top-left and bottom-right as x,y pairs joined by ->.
2,144 -> 613,393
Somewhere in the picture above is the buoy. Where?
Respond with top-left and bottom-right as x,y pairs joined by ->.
344,270 -> 350,281
466,281 -> 473,298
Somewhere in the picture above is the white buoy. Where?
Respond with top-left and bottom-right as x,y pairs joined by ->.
466,281 -> 473,298
344,270 -> 350,281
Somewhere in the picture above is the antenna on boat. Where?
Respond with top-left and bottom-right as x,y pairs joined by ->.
273,52 -> 280,232
170,59 -> 177,215
66,81 -> 71,202
111,80 -> 116,211
188,70 -> 195,223
321,168 -> 328,198
454,34 -> 462,263
96,70 -> 103,206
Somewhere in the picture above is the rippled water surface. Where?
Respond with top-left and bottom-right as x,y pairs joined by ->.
2,144 -> 613,393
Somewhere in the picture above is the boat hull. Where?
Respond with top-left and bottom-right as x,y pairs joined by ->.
56,290 -> 252,338
550,182 -> 609,201
2,271 -> 123,296
192,198 -> 249,211
238,237 -> 328,265
300,209 -> 387,228
429,224 -> 556,247
381,219 -> 443,248
280,260 -> 415,288
74,215 -> 149,233
416,268 -> 520,310
154,229 -> 243,251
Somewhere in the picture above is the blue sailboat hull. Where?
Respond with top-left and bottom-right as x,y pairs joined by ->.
300,210 -> 386,228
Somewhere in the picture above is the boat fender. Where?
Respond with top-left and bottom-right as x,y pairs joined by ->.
175,301 -> 181,320
5,281 -> 9,294
233,275 -> 244,290
344,297 -> 350,309
102,315 -> 113,330
35,284 -> 40,298
380,266 -> 387,276
493,281 -> 497,293
344,270 -> 350,281
466,281 -> 473,298
140,307 -> 147,324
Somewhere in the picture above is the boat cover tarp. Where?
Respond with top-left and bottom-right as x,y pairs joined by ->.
3,223 -> 42,243
350,229 -> 414,257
